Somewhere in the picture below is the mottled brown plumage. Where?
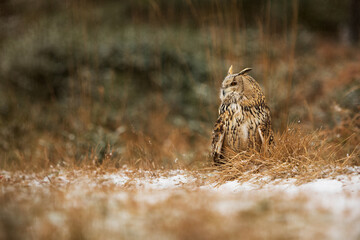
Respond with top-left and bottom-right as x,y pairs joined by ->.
211,66 -> 274,165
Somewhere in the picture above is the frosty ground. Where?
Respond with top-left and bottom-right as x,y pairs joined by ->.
1,168 -> 360,240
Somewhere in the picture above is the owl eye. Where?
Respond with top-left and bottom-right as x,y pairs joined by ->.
230,81 -> 237,86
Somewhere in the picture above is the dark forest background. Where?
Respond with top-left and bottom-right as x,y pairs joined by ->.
0,0 -> 359,169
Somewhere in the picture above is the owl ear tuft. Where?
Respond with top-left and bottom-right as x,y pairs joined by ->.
238,68 -> 252,75
227,65 -> 233,75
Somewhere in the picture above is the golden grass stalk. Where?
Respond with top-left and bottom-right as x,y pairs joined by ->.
213,123 -> 359,184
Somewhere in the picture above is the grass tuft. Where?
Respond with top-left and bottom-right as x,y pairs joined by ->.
214,120 -> 359,184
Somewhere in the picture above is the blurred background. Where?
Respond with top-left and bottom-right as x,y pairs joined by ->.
0,0 -> 359,169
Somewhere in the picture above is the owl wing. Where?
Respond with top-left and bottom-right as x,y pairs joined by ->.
211,110 -> 229,165
257,106 -> 275,146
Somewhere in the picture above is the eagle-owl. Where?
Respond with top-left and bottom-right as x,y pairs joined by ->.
211,66 -> 274,165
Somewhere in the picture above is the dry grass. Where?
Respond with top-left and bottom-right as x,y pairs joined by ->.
1,0 -> 359,174
213,116 -> 360,184
0,2 -> 359,239
1,169 -> 359,240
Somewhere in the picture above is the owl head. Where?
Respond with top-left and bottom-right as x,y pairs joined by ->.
220,65 -> 264,103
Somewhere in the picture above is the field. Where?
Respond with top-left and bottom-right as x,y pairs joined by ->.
2,168 -> 360,239
0,1 -> 359,239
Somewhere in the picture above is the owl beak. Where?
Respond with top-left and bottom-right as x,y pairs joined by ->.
222,89 -> 225,97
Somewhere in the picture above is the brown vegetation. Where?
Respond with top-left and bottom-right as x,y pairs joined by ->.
214,118 -> 360,184
0,1 -> 359,239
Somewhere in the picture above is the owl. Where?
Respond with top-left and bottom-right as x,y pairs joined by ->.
211,66 -> 274,165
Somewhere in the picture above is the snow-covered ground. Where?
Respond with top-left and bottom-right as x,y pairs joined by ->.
1,168 -> 360,240
2,168 -> 360,210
